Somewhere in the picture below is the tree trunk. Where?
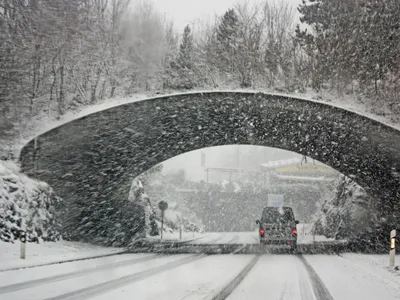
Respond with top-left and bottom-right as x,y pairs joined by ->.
110,85 -> 116,98
91,66 -> 102,103
99,80 -> 106,100
49,62 -> 57,115
58,65 -> 65,115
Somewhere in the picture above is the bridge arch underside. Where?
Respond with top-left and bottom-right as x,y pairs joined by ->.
20,92 -> 400,242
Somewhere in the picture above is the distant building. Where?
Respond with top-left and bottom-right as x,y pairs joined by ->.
259,158 -> 338,188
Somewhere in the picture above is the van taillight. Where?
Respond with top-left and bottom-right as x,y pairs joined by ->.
259,229 -> 265,236
292,228 -> 297,235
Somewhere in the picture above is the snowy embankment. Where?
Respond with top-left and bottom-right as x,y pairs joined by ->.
0,240 -> 124,271
0,160 -> 61,243
0,160 -> 125,270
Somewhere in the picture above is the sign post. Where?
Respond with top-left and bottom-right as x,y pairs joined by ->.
390,229 -> 396,267
158,201 -> 168,241
20,230 -> 26,260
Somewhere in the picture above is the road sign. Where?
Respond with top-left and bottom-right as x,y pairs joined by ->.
267,194 -> 284,207
158,201 -> 168,211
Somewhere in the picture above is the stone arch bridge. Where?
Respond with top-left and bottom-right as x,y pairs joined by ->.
19,92 -> 400,243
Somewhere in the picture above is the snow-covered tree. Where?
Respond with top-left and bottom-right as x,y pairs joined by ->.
167,25 -> 199,89
313,175 -> 377,240
215,9 -> 240,74
296,0 -> 400,97
0,161 -> 61,243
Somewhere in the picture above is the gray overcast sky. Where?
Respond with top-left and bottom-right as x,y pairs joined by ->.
150,0 -> 303,31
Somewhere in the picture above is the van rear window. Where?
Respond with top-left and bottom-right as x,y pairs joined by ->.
261,207 -> 294,224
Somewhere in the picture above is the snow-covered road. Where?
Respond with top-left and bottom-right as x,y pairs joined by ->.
2,251 -> 400,300
185,229 -> 335,245
190,232 -> 259,244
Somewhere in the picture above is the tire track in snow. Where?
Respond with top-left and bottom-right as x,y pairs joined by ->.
297,255 -> 335,300
0,254 -> 159,294
295,256 -> 317,300
209,255 -> 260,300
41,254 -> 206,300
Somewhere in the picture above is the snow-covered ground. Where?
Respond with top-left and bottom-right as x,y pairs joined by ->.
304,254 -> 400,300
0,240 -> 124,271
1,251 -> 399,300
0,230 -> 339,272
0,228 -> 341,271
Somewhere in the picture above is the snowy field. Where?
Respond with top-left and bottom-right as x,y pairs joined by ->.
0,250 -> 399,300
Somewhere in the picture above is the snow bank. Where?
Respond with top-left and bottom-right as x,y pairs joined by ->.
342,253 -> 400,273
0,240 -> 122,271
0,160 -> 61,243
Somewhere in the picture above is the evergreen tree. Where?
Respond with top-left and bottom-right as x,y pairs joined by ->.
168,25 -> 198,89
215,9 -> 240,74
178,25 -> 194,69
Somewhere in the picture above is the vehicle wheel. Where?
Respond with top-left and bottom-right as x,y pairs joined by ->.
291,241 -> 298,254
